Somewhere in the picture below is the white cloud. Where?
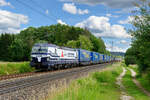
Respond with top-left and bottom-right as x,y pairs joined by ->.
106,43 -> 128,52
106,14 -> 111,17
120,40 -> 128,44
118,16 -> 134,24
0,10 -> 29,34
78,9 -> 89,15
45,9 -> 49,14
63,3 -> 77,14
110,46 -> 127,52
115,6 -> 140,14
75,16 -> 131,38
57,19 -> 67,25
106,13 -> 119,18
0,0 -> 11,7
60,0 -> 139,9
63,3 -> 89,15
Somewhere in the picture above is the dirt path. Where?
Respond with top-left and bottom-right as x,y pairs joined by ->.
128,68 -> 150,97
116,67 -> 134,100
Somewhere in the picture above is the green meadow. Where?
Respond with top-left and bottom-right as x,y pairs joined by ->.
0,62 -> 35,75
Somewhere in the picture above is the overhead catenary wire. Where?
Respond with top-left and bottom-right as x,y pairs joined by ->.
15,0 -> 56,23
29,0 -> 58,19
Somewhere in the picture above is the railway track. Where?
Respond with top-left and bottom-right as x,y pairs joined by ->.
0,63 -> 108,95
0,67 -> 76,81
0,72 -> 35,81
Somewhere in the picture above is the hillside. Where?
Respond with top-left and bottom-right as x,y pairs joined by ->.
0,24 -> 108,61
110,52 -> 125,57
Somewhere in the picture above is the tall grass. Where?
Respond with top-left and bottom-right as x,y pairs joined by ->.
0,62 -> 35,75
129,65 -> 150,93
137,73 -> 150,92
50,63 -> 122,100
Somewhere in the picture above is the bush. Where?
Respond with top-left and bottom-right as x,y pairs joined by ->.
125,56 -> 136,66
19,63 -> 34,73
92,70 -> 119,83
92,72 -> 110,83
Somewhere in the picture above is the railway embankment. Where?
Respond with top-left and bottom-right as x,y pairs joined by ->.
46,63 -> 150,100
46,63 -> 122,100
0,63 -> 109,100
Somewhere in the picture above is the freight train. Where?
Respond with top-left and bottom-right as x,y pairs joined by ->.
30,43 -> 121,70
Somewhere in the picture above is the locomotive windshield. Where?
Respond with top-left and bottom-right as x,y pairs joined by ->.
31,46 -> 48,53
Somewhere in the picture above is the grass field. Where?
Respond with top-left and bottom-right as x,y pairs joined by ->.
122,67 -> 150,100
48,63 -> 122,100
0,62 -> 35,75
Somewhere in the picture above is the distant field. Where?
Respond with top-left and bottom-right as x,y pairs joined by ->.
0,62 -> 27,64
0,62 -> 35,75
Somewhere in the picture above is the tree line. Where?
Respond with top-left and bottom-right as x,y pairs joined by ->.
125,0 -> 150,73
0,24 -> 109,62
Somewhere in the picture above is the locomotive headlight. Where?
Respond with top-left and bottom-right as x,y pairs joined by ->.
47,57 -> 50,61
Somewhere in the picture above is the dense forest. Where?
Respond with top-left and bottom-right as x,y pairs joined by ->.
0,24 -> 109,62
125,0 -> 150,73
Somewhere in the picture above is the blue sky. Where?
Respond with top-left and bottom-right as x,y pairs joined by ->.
0,0 -> 137,52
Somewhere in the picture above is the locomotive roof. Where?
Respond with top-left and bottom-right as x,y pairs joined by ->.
58,46 -> 76,51
33,43 -> 76,51
33,43 -> 58,47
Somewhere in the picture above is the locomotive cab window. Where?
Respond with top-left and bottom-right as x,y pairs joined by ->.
32,46 -> 48,53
